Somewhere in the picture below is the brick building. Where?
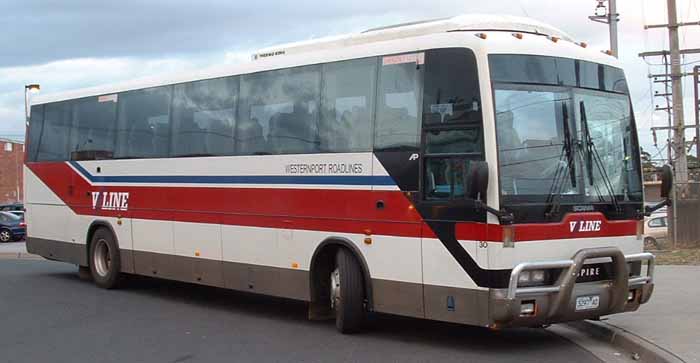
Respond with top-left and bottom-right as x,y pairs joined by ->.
0,138 -> 24,204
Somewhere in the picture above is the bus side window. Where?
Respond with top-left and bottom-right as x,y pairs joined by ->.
115,86 -> 172,159
320,58 -> 376,153
70,96 -> 117,160
374,54 -> 423,151
171,77 -> 238,157
38,101 -> 72,161
27,105 -> 44,162
237,66 -> 320,155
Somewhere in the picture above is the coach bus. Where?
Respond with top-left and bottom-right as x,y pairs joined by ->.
24,15 -> 665,333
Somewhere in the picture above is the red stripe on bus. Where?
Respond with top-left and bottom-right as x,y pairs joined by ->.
27,162 -> 636,242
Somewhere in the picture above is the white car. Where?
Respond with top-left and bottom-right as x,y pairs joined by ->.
644,214 -> 667,250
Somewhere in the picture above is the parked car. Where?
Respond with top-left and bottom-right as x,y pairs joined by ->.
0,211 -> 25,242
0,203 -> 24,212
7,210 -> 24,220
644,214 -> 668,250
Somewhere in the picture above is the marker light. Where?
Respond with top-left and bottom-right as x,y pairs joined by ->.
475,33 -> 487,40
503,225 -> 515,248
578,42 -> 588,48
512,33 -> 523,40
549,36 -> 560,43
520,301 -> 536,316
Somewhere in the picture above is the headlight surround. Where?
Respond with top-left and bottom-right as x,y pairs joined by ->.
517,269 -> 549,287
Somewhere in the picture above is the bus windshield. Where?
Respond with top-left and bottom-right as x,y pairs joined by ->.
490,55 -> 643,208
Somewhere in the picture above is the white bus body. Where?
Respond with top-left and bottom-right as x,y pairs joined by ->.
24,15 -> 654,332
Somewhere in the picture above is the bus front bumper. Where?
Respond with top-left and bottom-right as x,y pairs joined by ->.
489,247 -> 655,327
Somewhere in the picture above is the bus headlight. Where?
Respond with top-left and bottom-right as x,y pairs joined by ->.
518,270 -> 548,287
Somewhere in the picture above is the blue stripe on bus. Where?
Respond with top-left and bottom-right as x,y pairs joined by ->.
68,161 -> 396,186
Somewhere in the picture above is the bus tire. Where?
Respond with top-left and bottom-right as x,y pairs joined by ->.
332,248 -> 365,334
89,227 -> 121,289
78,265 -> 92,281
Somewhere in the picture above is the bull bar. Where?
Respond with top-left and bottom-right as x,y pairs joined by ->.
494,247 -> 655,324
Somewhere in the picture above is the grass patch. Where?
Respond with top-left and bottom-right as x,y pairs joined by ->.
652,249 -> 700,265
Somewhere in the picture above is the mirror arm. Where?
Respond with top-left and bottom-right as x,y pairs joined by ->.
644,198 -> 671,217
474,200 -> 514,225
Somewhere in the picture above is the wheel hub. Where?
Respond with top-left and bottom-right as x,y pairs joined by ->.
330,268 -> 340,309
93,239 -> 111,277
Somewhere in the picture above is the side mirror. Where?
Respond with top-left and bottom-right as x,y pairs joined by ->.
644,164 -> 673,216
660,164 -> 673,199
466,160 -> 489,202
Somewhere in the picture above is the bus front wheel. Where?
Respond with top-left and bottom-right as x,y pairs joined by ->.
89,228 -> 121,289
331,248 -> 365,334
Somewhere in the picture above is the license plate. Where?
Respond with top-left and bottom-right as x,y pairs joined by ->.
575,295 -> 600,311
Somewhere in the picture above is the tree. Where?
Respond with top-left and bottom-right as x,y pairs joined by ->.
640,147 -> 659,181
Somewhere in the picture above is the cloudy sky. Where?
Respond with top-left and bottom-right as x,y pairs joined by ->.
2,0 -> 699,158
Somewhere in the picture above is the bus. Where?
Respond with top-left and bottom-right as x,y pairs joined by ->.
24,15 -> 661,333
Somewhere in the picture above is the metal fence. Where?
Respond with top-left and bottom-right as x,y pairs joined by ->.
668,182 -> 700,248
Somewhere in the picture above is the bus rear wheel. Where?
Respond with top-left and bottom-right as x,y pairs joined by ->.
331,248 -> 365,334
89,228 -> 121,289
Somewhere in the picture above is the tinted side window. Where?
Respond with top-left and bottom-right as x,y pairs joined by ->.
70,95 -> 117,160
578,61 -> 602,90
38,101 -> 72,161
171,77 -> 238,157
27,105 -> 44,162
320,58 -> 376,153
423,48 -> 481,124
604,66 -> 628,93
375,53 -> 423,151
489,55 -> 558,85
237,65 -> 320,155
116,86 -> 172,159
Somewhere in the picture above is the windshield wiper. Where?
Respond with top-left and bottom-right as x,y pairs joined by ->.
580,101 -> 621,213
545,102 -> 576,218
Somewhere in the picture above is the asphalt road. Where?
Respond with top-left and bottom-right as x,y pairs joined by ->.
0,260 -> 601,363
0,241 -> 26,254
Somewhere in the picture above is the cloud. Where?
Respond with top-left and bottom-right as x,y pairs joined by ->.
0,56 -> 207,138
1,0 -> 698,150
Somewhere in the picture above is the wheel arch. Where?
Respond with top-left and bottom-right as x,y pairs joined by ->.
85,220 -> 119,267
309,236 -> 374,310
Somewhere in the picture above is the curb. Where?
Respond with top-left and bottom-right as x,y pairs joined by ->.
0,252 -> 42,260
568,320 -> 685,363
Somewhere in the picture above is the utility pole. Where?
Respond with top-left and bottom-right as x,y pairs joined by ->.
608,0 -> 618,58
667,0 -> 688,186
695,65 -> 700,170
639,0 -> 700,246
589,0 -> 619,57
